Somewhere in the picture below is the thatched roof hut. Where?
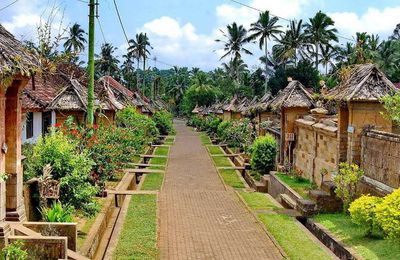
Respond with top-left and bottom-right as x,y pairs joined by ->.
0,24 -> 38,82
327,64 -> 397,102
223,95 -> 240,112
269,80 -> 315,110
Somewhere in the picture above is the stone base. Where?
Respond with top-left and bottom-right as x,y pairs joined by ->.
0,222 -> 11,247
5,207 -> 26,222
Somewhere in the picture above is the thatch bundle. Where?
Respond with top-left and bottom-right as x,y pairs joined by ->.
269,80 -> 315,110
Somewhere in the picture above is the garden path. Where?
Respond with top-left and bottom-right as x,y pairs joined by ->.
158,120 -> 283,259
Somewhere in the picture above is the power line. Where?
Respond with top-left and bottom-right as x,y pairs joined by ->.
229,0 -> 355,42
96,17 -> 107,43
112,0 -> 130,46
0,0 -> 19,12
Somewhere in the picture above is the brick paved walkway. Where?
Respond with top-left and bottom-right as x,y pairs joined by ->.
159,120 -> 283,260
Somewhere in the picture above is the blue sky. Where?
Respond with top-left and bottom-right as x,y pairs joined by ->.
1,0 -> 400,70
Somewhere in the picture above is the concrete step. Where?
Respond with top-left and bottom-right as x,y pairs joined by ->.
280,194 -> 297,209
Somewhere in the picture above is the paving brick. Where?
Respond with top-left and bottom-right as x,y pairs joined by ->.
159,121 -> 283,260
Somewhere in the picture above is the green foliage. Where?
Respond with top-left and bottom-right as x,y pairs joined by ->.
217,120 -> 231,138
116,106 -> 159,144
218,119 -> 255,151
376,188 -> 400,240
181,84 -> 217,115
250,135 -> 277,174
1,241 -> 28,260
40,201 -> 74,222
25,130 -> 98,215
203,115 -> 222,135
152,110 -> 174,135
382,93 -> 400,126
334,163 -> 365,212
187,115 -> 206,130
349,195 -> 383,237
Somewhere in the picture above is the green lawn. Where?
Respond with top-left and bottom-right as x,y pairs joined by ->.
237,192 -> 332,260
165,136 -> 175,143
275,173 -> 314,199
211,156 -> 232,167
141,147 -> 169,190
219,169 -> 245,188
199,132 -> 212,145
207,145 -> 223,155
113,195 -> 158,260
314,213 -> 400,260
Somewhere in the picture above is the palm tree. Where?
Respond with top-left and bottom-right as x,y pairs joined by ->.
274,19 -> 305,66
216,22 -> 252,61
304,11 -> 338,70
95,43 -> 120,79
248,11 -> 282,89
128,33 -> 152,91
121,52 -> 135,89
319,44 -> 338,74
222,58 -> 249,83
63,23 -> 87,53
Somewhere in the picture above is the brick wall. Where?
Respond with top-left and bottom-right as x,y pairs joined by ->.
294,117 -> 339,186
361,130 -> 400,189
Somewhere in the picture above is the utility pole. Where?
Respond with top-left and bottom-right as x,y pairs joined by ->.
87,0 -> 97,125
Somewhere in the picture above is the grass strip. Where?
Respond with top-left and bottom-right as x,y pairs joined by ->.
219,169 -> 245,189
314,213 -> 400,260
238,192 -> 332,260
113,195 -> 158,260
275,173 -> 314,199
199,132 -> 212,145
142,147 -> 169,190
207,145 -> 224,155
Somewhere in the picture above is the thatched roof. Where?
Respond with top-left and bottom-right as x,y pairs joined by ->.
223,96 -> 240,112
269,80 -> 315,110
327,64 -> 397,102
209,101 -> 224,114
0,24 -> 38,81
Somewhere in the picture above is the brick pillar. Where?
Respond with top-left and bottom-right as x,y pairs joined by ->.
337,105 -> 349,165
5,80 -> 26,221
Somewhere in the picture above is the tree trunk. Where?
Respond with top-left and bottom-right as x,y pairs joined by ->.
143,57 -> 146,93
136,58 -> 140,92
294,48 -> 298,67
315,42 -> 319,71
264,39 -> 268,93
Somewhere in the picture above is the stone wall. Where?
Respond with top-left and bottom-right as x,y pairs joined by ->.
361,130 -> 400,189
9,235 -> 67,260
294,117 -> 339,186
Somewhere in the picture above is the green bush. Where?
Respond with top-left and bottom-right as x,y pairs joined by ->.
27,130 -> 98,216
187,115 -> 206,130
217,121 -> 231,139
1,240 -> 27,260
204,115 -> 222,135
22,143 -> 35,181
334,163 -> 364,212
349,195 -> 383,237
116,106 -> 159,143
376,188 -> 400,240
250,135 -> 277,174
219,119 -> 255,151
40,201 -> 73,222
152,110 -> 174,135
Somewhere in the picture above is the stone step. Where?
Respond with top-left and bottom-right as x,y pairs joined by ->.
309,190 -> 330,201
296,199 -> 317,217
280,194 -> 297,209
128,163 -> 165,168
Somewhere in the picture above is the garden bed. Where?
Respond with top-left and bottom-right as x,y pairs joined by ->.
312,213 -> 400,260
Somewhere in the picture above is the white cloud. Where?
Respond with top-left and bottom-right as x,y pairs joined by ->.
138,16 -> 221,70
2,14 -> 41,34
330,7 -> 400,37
216,0 -> 312,27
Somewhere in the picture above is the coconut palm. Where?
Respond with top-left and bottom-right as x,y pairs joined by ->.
121,52 -> 136,89
63,23 -> 87,53
95,43 -> 120,79
248,11 -> 282,88
304,11 -> 338,70
222,58 -> 249,83
274,19 -> 305,66
216,22 -> 252,61
128,33 -> 152,90
319,44 -> 338,74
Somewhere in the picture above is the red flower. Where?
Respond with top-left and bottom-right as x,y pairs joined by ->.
54,123 -> 62,128
93,124 -> 99,130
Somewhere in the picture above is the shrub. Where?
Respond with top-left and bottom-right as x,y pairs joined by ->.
116,106 -> 159,143
349,195 -> 383,237
334,163 -> 364,212
27,130 -> 98,216
1,240 -> 27,260
219,119 -> 255,151
40,202 -> 74,222
22,143 -> 35,181
187,115 -> 206,130
152,111 -> 174,135
375,188 -> 400,240
217,121 -> 231,139
250,135 -> 277,174
204,115 -> 222,135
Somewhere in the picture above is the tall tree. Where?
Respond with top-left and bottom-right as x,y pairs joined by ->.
248,11 -> 282,89
216,22 -> 252,61
128,33 -> 152,90
222,58 -> 249,84
304,11 -> 338,70
95,43 -> 120,79
121,52 -> 136,89
64,23 -> 87,53
274,19 -> 304,66
319,44 -> 338,74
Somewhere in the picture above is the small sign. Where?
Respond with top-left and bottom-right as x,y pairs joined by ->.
347,126 -> 354,133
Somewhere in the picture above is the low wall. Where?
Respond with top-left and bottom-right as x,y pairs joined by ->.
268,172 -> 302,203
361,130 -> 400,191
9,235 -> 67,260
